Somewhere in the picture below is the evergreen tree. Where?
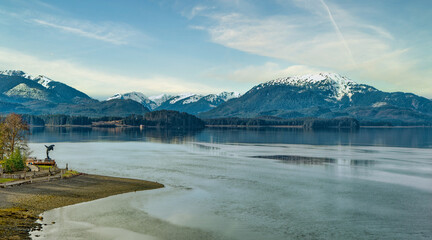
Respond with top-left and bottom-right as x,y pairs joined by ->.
3,148 -> 25,173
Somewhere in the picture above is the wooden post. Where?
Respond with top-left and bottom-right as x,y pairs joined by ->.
66,163 -> 68,170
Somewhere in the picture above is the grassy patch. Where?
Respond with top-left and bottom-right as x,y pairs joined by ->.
0,178 -> 15,183
62,170 -> 80,178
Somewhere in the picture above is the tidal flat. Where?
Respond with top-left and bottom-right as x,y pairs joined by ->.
0,174 -> 163,239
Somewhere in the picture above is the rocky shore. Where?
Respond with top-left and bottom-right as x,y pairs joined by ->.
0,174 -> 164,240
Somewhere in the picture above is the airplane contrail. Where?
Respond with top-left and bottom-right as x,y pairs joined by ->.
319,0 -> 356,67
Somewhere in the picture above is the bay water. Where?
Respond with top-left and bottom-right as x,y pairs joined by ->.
28,127 -> 432,239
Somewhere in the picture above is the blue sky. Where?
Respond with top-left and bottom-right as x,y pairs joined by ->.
0,0 -> 431,99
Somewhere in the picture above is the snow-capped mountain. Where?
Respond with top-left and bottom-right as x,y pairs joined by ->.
254,73 -> 374,102
0,70 -> 33,79
148,94 -> 172,107
2,69 -> 430,123
200,73 -> 432,122
107,92 -> 155,110
0,70 -> 148,116
1,70 -> 55,89
0,70 -> 90,102
204,92 -> 241,105
155,92 -> 241,115
168,93 -> 202,105
107,91 -> 242,115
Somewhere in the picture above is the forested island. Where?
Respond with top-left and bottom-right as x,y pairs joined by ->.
12,110 -> 369,130
10,108 -> 432,131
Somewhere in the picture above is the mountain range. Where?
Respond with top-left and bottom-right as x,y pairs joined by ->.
107,91 -> 241,115
0,70 -> 431,124
200,73 -> 432,124
0,70 -> 149,117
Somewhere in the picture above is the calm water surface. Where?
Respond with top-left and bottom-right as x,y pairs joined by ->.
29,128 -> 432,240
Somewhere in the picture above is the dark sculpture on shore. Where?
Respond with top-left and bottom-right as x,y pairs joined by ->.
45,145 -> 55,159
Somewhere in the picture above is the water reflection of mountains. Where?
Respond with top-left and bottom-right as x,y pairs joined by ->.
29,127 -> 202,144
29,126 -> 432,148
252,155 -> 376,166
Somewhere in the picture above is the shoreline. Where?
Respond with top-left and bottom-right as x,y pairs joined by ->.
30,124 -> 432,129
0,174 -> 164,240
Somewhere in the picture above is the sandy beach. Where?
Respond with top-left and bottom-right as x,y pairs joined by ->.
0,174 -> 164,240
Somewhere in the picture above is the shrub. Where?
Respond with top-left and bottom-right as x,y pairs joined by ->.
3,148 -> 25,173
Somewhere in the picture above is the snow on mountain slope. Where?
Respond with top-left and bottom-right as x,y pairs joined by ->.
107,92 -> 155,110
108,92 -> 147,103
255,73 -> 359,101
0,70 -> 53,89
0,70 -> 90,102
168,93 -> 197,104
217,91 -> 241,101
149,94 -> 172,107
168,92 -> 241,105
107,91 -> 242,115
0,70 -> 33,79
33,75 -> 53,89
5,83 -> 49,100
182,94 -> 203,104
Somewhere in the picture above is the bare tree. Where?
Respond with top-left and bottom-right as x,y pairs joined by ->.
0,113 -> 30,160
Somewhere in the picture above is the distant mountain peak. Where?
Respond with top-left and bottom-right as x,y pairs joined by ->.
0,69 -> 90,102
0,70 -> 33,79
256,73 -> 358,101
204,91 -> 242,103
168,93 -> 198,104
266,73 -> 354,86
107,92 -> 156,110
148,94 -> 173,107
0,70 -> 54,89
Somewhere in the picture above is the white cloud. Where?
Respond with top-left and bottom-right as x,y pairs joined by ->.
185,5 -> 214,19
32,18 -> 143,45
0,48 -> 220,99
189,0 -> 432,97
0,6 -> 145,46
196,11 -> 389,69
207,63 -> 323,84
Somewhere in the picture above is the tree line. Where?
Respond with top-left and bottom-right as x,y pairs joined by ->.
123,110 -> 205,129
19,110 -> 206,129
205,117 -> 360,129
17,112 -> 363,130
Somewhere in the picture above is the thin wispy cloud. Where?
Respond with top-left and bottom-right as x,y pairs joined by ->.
32,18 -> 140,45
190,2 -> 390,69
187,0 -> 432,96
185,5 -> 214,19
0,3 -> 145,46
319,0 -> 356,66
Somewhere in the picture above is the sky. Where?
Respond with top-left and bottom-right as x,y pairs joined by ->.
0,0 -> 431,99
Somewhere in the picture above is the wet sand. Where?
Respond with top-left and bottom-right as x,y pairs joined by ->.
0,174 -> 164,240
